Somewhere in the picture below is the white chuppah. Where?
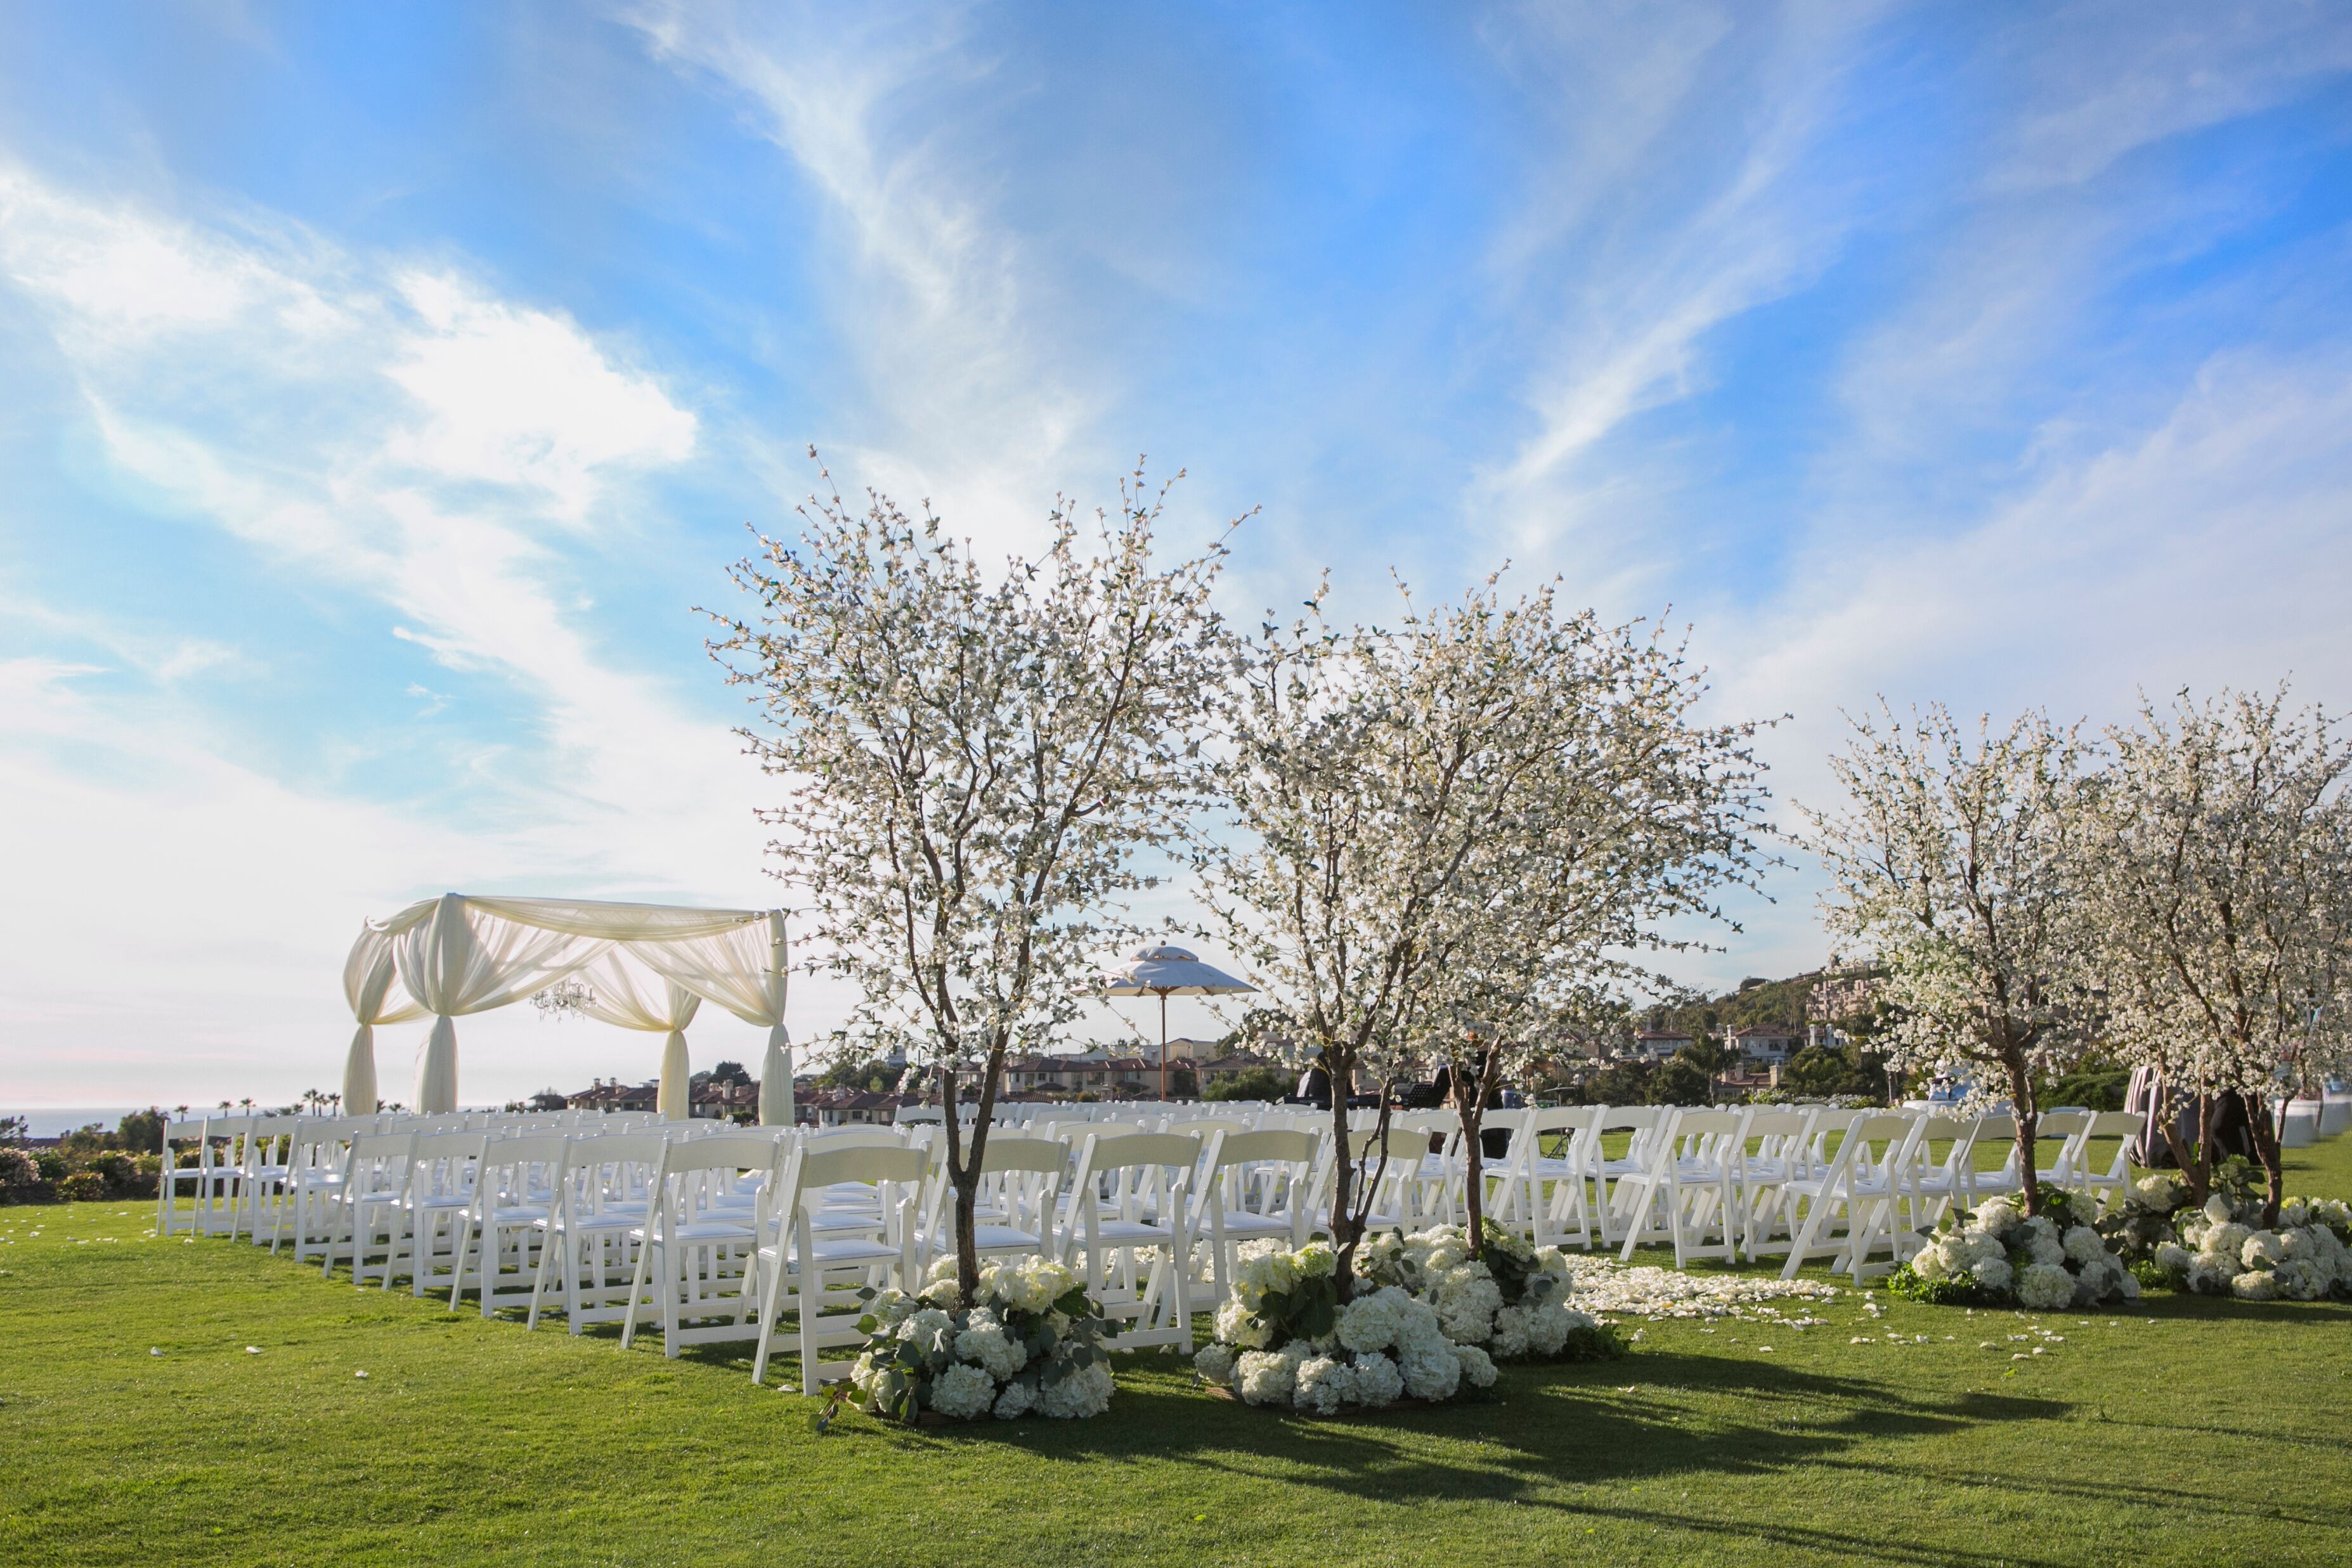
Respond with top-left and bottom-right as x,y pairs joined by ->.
341,893 -> 793,1122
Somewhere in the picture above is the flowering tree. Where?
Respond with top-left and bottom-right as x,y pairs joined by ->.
2082,687 -> 2352,1221
1201,580 -> 1760,1288
713,454 -> 1233,1297
1798,705 -> 2095,1217
1413,618 -> 1773,1258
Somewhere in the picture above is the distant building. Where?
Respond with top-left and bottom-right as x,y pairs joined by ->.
1725,1024 -> 1802,1063
564,1077 -> 659,1113
1630,1029 -> 1693,1062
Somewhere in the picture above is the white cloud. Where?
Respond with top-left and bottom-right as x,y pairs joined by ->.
0,164 -> 815,1105
623,0 -> 1098,554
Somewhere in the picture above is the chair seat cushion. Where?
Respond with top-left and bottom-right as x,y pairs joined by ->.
1089,1219 -> 1175,1243
632,1222 -> 755,1245
1214,1211 -> 1292,1236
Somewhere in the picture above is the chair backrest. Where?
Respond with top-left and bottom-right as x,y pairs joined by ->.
806,1127 -> 905,1150
2036,1110 -> 2089,1139
1210,1129 -> 1318,1169
475,1134 -> 570,1202
342,1132 -> 415,1196
974,1136 -> 1072,1176
793,1143 -> 929,1194
2088,1110 -> 2144,1139
1077,1132 -> 1200,1172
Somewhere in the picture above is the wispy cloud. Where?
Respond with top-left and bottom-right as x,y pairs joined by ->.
623,0 -> 1100,550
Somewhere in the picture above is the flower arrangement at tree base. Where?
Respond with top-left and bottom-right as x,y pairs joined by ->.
1353,1221 -> 1625,1363
1888,1191 -> 2138,1309
1192,1240 -> 1501,1415
835,1256 -> 1117,1426
2153,1191 -> 2352,1302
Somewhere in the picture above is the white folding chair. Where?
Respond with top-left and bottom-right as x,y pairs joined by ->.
2072,1111 -> 2145,1207
330,1132 -> 415,1287
528,1132 -> 666,1333
916,1136 -> 1069,1276
1195,1127 -> 1320,1303
280,1118 -> 367,1261
1732,1106 -> 1819,1261
751,1142 -> 926,1389
393,1132 -> 488,1298
621,1132 -> 776,1357
155,1115 -> 213,1238
1779,1113 -> 1926,1282
1614,1108 -> 1745,1267
451,1133 -> 566,1317
1062,1132 -> 1199,1352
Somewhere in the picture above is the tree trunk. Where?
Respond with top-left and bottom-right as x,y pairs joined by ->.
2004,1053 -> 2043,1218
2245,1089 -> 2284,1229
1324,1049 -> 1360,1301
2162,1092 -> 2221,1207
1457,1046 -> 1497,1260
940,1049 -> 1006,1302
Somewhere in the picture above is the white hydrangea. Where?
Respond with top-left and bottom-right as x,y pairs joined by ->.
1973,1257 -> 2015,1294
992,1379 -> 1036,1419
1236,1349 -> 1298,1406
1193,1343 -> 1237,1386
2062,1226 -> 2108,1267
1335,1286 -> 1408,1353
1215,1299 -> 1273,1349
1434,1269 -> 1505,1344
2204,1193 -> 2233,1225
1292,1354 -> 1355,1415
2231,1269 -> 2278,1302
2273,1257 -> 2330,1301
988,1257 -> 1078,1314
899,1307 -> 957,1363
956,1318 -> 1027,1381
1037,1359 -> 1115,1418
2154,1241 -> 2192,1274
1452,1343 -> 1498,1388
1351,1351 -> 1405,1408
2242,1231 -> 2286,1270
928,1361 -> 996,1420
2016,1262 -> 2075,1311
1400,1342 -> 1461,1401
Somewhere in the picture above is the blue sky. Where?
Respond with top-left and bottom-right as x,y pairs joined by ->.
4,1 -> 2351,1108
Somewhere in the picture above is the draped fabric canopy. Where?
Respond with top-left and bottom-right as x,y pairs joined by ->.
341,893 -> 791,1122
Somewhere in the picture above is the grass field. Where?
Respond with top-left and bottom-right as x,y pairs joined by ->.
5,1138 -> 2350,1567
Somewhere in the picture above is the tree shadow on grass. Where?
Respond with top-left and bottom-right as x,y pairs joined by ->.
796,1351 -> 2086,1565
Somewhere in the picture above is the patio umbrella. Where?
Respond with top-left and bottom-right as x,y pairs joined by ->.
1097,945 -> 1257,1100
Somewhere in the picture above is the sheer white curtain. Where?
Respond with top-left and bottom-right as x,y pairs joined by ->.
341,926 -> 427,1116
628,911 -> 792,1125
573,950 -> 703,1120
387,894 -> 609,1114
349,895 -> 784,1115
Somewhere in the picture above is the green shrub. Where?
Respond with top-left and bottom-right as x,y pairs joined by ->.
1885,1261 -> 1990,1306
56,1172 -> 106,1202
1202,1065 -> 1294,1103
33,1150 -> 68,1182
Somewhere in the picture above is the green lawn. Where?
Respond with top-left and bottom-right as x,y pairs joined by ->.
5,1139 -> 2351,1567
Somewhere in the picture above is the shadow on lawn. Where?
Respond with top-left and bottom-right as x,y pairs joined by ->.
795,1351 -> 2091,1566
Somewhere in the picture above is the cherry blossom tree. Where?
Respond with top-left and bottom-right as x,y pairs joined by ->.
713,454 -> 1235,1297
2082,686 -> 2352,1220
1412,619 -> 1773,1258
1798,705 -> 2096,1218
1201,578 -> 1765,1288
